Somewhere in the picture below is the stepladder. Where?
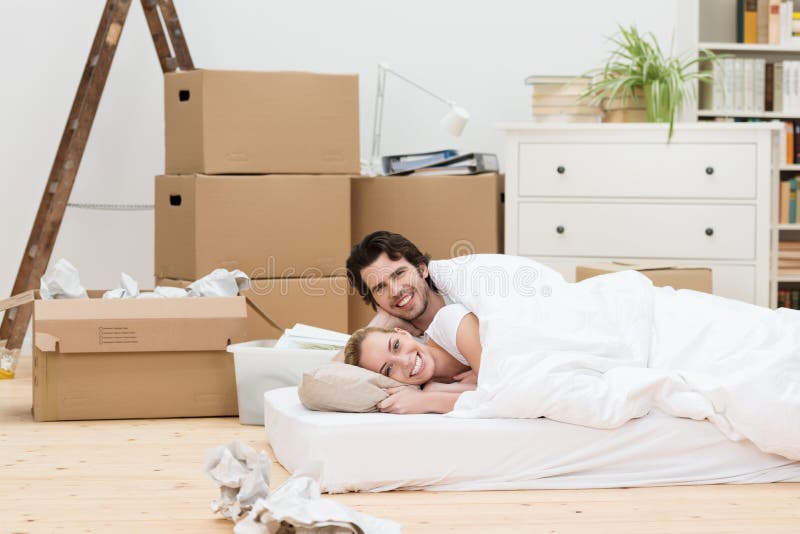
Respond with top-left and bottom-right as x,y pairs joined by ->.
0,0 -> 194,378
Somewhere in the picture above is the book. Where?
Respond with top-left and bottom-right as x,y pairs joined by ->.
766,62 -> 774,111
532,105 -> 602,115
779,240 -> 800,249
737,0 -> 745,42
381,149 -> 458,174
525,75 -> 591,86
781,179 -> 791,223
786,121 -> 794,164
758,0 -> 769,43
755,59 -> 766,112
770,0 -> 782,44
273,323 -> 349,350
795,120 -> 800,162
791,178 -> 797,223
531,94 -> 586,107
744,0 -> 758,43
395,152 -> 499,176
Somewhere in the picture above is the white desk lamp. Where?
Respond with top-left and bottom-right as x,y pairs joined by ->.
365,62 -> 470,176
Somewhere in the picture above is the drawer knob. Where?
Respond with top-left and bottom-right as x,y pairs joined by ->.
556,225 -> 565,234
556,166 -> 565,174
705,166 -> 714,175
705,227 -> 714,236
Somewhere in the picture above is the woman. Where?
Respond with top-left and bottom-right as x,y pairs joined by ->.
343,303 -> 482,414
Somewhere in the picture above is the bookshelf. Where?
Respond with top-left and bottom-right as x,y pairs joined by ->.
679,0 -> 800,308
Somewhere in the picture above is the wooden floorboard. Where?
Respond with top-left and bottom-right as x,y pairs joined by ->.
2,356 -> 799,533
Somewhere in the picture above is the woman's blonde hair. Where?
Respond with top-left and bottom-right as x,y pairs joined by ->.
344,326 -> 393,367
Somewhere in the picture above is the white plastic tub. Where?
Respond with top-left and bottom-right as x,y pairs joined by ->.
227,340 -> 337,425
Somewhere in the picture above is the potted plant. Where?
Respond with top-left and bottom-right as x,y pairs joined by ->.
582,25 -> 721,139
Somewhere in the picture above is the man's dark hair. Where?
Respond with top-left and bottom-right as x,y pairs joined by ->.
346,231 -> 437,309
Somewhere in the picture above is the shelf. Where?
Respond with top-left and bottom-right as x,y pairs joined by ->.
699,41 -> 800,53
777,224 -> 800,229
780,164 -> 800,171
698,110 -> 800,119
777,274 -> 800,282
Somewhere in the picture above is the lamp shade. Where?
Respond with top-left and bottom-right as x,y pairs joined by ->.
440,105 -> 470,136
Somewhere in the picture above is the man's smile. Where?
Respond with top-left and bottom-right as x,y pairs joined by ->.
394,291 -> 414,309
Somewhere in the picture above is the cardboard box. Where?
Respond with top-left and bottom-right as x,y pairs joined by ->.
575,262 -> 713,293
32,292 -> 247,421
155,174 -> 351,280
157,276 -> 349,340
349,172 -> 504,331
165,69 -> 360,175
351,172 -> 504,259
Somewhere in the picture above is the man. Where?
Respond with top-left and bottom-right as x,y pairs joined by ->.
334,231 -> 451,362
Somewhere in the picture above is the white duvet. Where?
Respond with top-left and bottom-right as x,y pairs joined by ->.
428,255 -> 800,460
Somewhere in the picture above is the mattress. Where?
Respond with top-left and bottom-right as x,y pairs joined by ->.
264,387 -> 800,493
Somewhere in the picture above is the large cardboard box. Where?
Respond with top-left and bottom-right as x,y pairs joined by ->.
155,174 -> 351,280
165,70 -> 360,175
158,276 -> 349,340
575,262 -> 713,293
349,172 -> 504,331
351,173 -> 504,258
32,293 -> 247,421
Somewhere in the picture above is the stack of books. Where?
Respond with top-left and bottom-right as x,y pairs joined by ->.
525,75 -> 601,123
382,151 -> 499,176
699,59 -> 800,115
738,0 -> 798,45
777,286 -> 800,308
778,240 -> 800,276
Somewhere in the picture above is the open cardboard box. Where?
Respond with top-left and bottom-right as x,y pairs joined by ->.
157,276 -> 349,340
9,291 -> 247,421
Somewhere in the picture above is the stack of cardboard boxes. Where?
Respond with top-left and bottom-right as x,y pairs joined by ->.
28,68 -> 506,422
155,70 -> 360,339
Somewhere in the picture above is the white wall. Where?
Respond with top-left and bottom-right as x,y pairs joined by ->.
0,0 -> 682,301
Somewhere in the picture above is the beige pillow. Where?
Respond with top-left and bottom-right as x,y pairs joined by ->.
299,362 -> 417,413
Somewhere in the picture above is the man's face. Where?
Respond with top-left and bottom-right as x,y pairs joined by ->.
359,252 -> 431,322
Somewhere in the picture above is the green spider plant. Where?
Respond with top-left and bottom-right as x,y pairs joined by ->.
582,25 -> 722,140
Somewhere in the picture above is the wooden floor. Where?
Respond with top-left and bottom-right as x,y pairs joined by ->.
2,357 -> 799,534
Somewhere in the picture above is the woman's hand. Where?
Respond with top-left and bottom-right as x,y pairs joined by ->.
453,369 -> 478,384
378,387 -> 429,414
379,387 -> 466,414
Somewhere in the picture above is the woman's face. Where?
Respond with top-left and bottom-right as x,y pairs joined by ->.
358,329 -> 435,385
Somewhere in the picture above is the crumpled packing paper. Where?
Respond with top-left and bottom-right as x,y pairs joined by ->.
40,258 -> 88,299
102,272 -> 140,299
188,268 -> 251,297
233,476 -> 402,534
205,441 -> 272,521
205,442 -> 401,534
40,260 -> 250,300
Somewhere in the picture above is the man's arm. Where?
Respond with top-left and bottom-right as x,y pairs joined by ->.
332,309 -> 424,362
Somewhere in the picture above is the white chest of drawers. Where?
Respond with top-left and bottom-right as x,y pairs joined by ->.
499,123 -> 780,306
